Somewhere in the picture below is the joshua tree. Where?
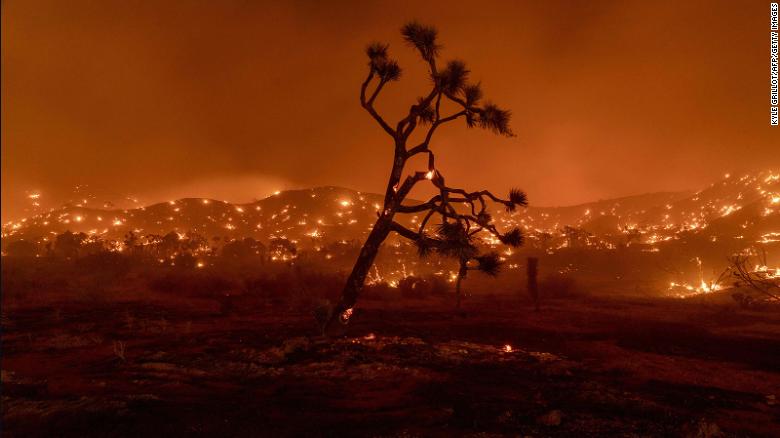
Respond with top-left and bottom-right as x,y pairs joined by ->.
324,21 -> 527,333
418,221 -> 505,309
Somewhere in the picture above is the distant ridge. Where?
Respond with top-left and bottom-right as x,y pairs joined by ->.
3,171 -> 779,248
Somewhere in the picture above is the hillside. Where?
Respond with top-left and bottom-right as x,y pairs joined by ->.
3,171 -> 779,252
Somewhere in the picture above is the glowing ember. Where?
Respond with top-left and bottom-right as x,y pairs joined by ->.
503,344 -> 513,353
340,308 -> 354,323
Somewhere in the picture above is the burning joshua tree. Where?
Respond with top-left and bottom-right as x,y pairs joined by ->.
324,21 -> 527,333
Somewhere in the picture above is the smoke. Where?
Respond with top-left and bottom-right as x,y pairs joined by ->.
149,174 -> 292,204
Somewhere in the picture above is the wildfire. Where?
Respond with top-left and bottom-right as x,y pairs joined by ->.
3,169 -> 777,284
754,264 -> 780,279
340,308 -> 354,323
669,281 -> 723,296
720,204 -> 740,216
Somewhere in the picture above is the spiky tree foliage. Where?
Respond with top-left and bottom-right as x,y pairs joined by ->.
401,21 -> 441,61
324,21 -> 526,334
475,252 -> 502,277
419,221 -> 508,309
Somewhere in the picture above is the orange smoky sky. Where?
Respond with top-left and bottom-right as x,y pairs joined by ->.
2,0 -> 778,222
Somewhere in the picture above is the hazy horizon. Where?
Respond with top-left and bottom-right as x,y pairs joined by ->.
4,1 -> 778,221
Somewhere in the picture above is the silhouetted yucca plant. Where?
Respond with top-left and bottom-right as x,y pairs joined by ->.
324,20 -> 527,334
500,228 -> 524,247
401,21 -> 441,61
475,252 -> 502,277
508,189 -> 528,211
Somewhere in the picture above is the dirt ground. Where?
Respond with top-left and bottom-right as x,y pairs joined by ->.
2,293 -> 780,437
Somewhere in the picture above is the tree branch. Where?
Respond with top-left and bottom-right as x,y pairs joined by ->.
406,110 -> 467,157
390,221 -> 424,241
396,195 -> 441,213
360,71 -> 396,137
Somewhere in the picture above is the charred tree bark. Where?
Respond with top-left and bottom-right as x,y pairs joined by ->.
324,216 -> 392,334
323,143 -> 406,334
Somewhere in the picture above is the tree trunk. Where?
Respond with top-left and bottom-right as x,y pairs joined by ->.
323,143 -> 405,336
323,216 -> 391,335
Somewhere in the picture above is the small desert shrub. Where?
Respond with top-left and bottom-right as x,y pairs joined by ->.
540,273 -> 578,298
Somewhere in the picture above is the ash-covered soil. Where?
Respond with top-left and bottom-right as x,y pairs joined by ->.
2,296 -> 780,437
